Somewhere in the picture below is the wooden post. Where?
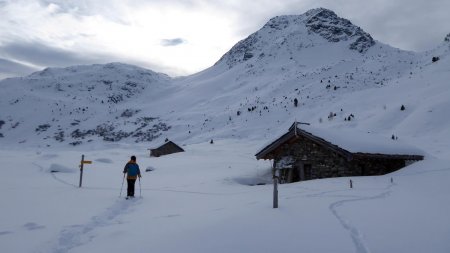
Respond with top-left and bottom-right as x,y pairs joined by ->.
79,154 -> 84,188
273,175 -> 278,208
349,179 -> 353,189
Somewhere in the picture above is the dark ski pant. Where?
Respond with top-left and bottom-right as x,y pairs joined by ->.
127,179 -> 136,197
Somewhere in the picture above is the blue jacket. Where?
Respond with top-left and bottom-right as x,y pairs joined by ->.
123,161 -> 141,179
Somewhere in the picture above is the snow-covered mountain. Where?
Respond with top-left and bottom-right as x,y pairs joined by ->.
2,8 -> 450,253
216,8 -> 375,69
0,8 -> 449,158
0,63 -> 172,146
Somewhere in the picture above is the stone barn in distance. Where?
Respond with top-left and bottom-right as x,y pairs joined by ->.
255,122 -> 424,184
149,140 -> 184,157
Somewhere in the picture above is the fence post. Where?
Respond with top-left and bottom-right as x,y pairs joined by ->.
349,179 -> 353,189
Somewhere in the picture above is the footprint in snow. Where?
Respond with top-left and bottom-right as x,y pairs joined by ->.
0,231 -> 13,236
23,222 -> 46,231
155,214 -> 181,219
95,158 -> 113,163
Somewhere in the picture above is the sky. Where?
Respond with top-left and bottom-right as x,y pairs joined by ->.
0,0 -> 449,79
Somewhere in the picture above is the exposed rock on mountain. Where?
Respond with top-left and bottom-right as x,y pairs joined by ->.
216,8 -> 375,68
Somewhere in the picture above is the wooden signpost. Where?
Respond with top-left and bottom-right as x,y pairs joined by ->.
79,155 -> 93,188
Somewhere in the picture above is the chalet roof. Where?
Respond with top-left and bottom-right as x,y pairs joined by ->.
150,140 -> 184,151
256,122 -> 424,161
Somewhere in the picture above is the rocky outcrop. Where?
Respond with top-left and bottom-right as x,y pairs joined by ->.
305,8 -> 374,52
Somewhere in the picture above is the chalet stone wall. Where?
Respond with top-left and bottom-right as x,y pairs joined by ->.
353,157 -> 405,176
274,136 -> 407,183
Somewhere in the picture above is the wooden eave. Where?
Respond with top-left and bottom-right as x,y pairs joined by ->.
352,152 -> 424,161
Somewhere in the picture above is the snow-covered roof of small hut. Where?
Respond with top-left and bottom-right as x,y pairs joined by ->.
149,140 -> 183,150
298,124 -> 424,155
256,122 -> 425,158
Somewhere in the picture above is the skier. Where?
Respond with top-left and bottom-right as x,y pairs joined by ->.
123,155 -> 141,199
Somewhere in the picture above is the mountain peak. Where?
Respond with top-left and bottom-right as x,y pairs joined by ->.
305,7 -> 336,17
216,8 -> 375,68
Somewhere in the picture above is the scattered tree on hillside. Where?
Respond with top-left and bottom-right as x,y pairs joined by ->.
432,56 -> 440,63
294,98 -> 298,107
328,112 -> 336,120
400,105 -> 405,111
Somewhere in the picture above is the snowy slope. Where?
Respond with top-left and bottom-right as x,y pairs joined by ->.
0,8 -> 440,152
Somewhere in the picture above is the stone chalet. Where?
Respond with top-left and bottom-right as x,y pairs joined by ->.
149,140 -> 184,157
255,122 -> 424,183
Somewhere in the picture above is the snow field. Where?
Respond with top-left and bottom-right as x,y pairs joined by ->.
1,141 -> 449,253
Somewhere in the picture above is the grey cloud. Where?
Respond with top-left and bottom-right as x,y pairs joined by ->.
0,41 -> 105,68
0,40 -> 186,78
0,58 -> 39,80
36,0 -> 132,25
161,38 -> 186,47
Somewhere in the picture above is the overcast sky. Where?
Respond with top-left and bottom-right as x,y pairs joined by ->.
0,0 -> 449,79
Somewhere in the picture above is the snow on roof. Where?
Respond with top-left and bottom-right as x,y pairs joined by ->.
149,140 -> 181,150
298,124 -> 424,156
256,122 -> 425,158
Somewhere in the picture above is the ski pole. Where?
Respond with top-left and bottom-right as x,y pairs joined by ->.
119,173 -> 125,197
139,177 -> 142,197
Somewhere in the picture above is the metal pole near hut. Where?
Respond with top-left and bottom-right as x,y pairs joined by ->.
273,169 -> 279,208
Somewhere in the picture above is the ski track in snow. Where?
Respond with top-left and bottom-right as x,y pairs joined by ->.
141,187 -> 250,196
282,180 -> 396,253
38,198 -> 141,253
326,183 -> 395,253
32,162 -> 143,253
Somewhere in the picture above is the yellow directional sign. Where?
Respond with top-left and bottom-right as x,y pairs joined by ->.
82,160 -> 92,164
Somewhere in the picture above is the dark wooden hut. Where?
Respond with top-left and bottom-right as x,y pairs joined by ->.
256,122 -> 424,183
149,141 -> 184,157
